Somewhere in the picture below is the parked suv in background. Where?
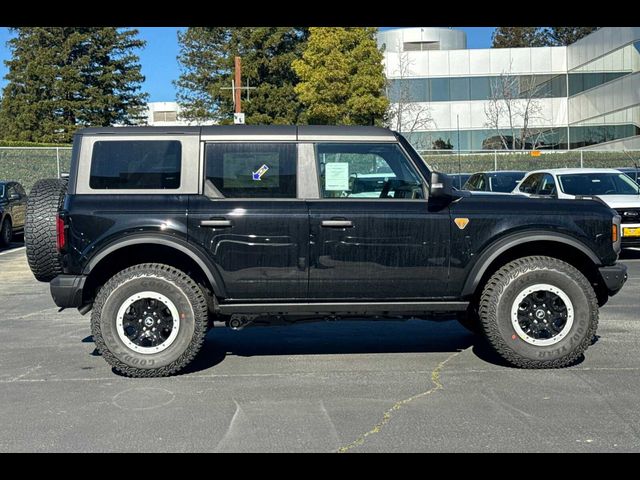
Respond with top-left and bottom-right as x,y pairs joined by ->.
24,126 -> 627,377
515,168 -> 640,248
463,171 -> 526,193
0,181 -> 27,247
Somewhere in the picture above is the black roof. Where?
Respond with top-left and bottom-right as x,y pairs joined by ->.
75,125 -> 396,140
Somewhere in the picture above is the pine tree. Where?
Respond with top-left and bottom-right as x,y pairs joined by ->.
0,27 -> 147,143
492,27 -> 547,48
544,27 -> 599,46
175,27 -> 308,124
292,27 -> 388,125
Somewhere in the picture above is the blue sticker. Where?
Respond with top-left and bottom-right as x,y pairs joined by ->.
252,164 -> 269,181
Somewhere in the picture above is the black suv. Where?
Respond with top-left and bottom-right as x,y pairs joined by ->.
24,126 -> 627,377
0,181 -> 27,247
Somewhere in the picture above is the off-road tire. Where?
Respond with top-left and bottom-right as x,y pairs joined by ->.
479,256 -> 598,368
0,217 -> 12,247
25,178 -> 68,281
91,263 -> 209,377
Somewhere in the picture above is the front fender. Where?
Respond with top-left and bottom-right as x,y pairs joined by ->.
460,230 -> 602,298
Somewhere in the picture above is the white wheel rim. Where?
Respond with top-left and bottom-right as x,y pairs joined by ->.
116,291 -> 180,354
510,283 -> 574,346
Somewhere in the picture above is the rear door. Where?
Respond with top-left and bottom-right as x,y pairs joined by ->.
306,142 -> 450,300
188,141 -> 308,300
7,183 -> 27,228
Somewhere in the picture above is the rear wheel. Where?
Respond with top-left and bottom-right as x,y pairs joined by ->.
0,217 -> 12,247
479,256 -> 598,368
91,263 -> 209,377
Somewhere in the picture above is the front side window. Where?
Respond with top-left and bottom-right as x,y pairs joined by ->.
558,173 -> 640,196
316,143 -> 424,199
519,173 -> 543,194
90,141 -> 182,190
537,173 -> 556,195
205,143 -> 297,199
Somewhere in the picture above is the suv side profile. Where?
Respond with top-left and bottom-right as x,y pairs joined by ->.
25,126 -> 627,377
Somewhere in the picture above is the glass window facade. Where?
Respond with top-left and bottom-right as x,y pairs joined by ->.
569,41 -> 640,96
388,74 -> 567,103
407,128 -> 569,151
569,105 -> 640,148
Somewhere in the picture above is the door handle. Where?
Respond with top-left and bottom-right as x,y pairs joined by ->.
321,220 -> 353,228
200,219 -> 232,228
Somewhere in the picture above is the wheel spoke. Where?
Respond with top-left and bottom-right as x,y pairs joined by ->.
514,286 -> 572,344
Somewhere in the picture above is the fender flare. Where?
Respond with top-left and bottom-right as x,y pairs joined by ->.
461,230 -> 602,297
83,234 -> 225,297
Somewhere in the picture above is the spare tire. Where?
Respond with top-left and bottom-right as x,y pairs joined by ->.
25,178 -> 68,282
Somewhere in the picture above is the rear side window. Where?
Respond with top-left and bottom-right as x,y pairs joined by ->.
90,141 -> 182,190
205,143 -> 297,198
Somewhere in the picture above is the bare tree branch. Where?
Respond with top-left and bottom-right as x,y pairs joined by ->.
384,42 -> 434,150
484,63 -> 554,150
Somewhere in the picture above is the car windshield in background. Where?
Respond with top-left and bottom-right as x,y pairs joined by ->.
558,173 -> 640,196
489,172 -> 525,192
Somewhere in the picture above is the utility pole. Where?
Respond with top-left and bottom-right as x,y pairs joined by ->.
221,56 -> 256,124
234,56 -> 242,114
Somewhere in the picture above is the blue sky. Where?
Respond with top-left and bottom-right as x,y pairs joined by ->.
0,27 -> 494,103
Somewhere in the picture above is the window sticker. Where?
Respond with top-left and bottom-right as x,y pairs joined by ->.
324,163 -> 349,191
252,164 -> 269,181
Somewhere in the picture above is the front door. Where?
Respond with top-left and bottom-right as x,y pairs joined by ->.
307,142 -> 450,300
188,142 -> 308,300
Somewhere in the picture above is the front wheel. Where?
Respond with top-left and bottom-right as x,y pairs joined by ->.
479,256 -> 598,368
91,263 -> 209,377
0,217 -> 12,247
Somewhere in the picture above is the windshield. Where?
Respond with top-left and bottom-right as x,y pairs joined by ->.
489,172 -> 525,193
558,173 -> 640,196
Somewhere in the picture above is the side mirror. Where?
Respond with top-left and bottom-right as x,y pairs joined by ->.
430,172 -> 458,201
9,193 -> 20,201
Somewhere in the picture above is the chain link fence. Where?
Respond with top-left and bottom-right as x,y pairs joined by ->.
419,149 -> 640,174
0,147 -> 72,192
1,146 -> 639,194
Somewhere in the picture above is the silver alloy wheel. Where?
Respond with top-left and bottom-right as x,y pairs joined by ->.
510,283 -> 574,346
116,291 -> 180,354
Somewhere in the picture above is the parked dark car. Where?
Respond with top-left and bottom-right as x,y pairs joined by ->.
23,126 -> 627,377
448,173 -> 472,190
618,167 -> 640,184
0,181 -> 27,247
464,171 -> 526,193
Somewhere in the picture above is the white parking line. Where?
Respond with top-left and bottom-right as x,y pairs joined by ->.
0,246 -> 26,257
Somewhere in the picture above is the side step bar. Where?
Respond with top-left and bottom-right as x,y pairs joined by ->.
217,301 -> 469,315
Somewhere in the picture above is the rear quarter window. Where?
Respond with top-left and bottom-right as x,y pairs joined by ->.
89,140 -> 182,190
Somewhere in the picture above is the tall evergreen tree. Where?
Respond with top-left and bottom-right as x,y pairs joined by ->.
292,27 -> 388,126
175,27 -> 308,124
492,27 -> 547,48
544,27 -> 599,46
0,27 -> 147,143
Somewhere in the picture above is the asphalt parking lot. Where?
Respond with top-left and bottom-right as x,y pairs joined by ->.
1,243 -> 639,452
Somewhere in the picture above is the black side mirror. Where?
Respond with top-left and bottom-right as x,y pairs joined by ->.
430,172 -> 458,201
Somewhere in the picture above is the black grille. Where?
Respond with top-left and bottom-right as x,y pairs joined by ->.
616,209 -> 640,224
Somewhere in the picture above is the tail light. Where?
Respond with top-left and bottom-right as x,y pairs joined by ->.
56,214 -> 66,252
